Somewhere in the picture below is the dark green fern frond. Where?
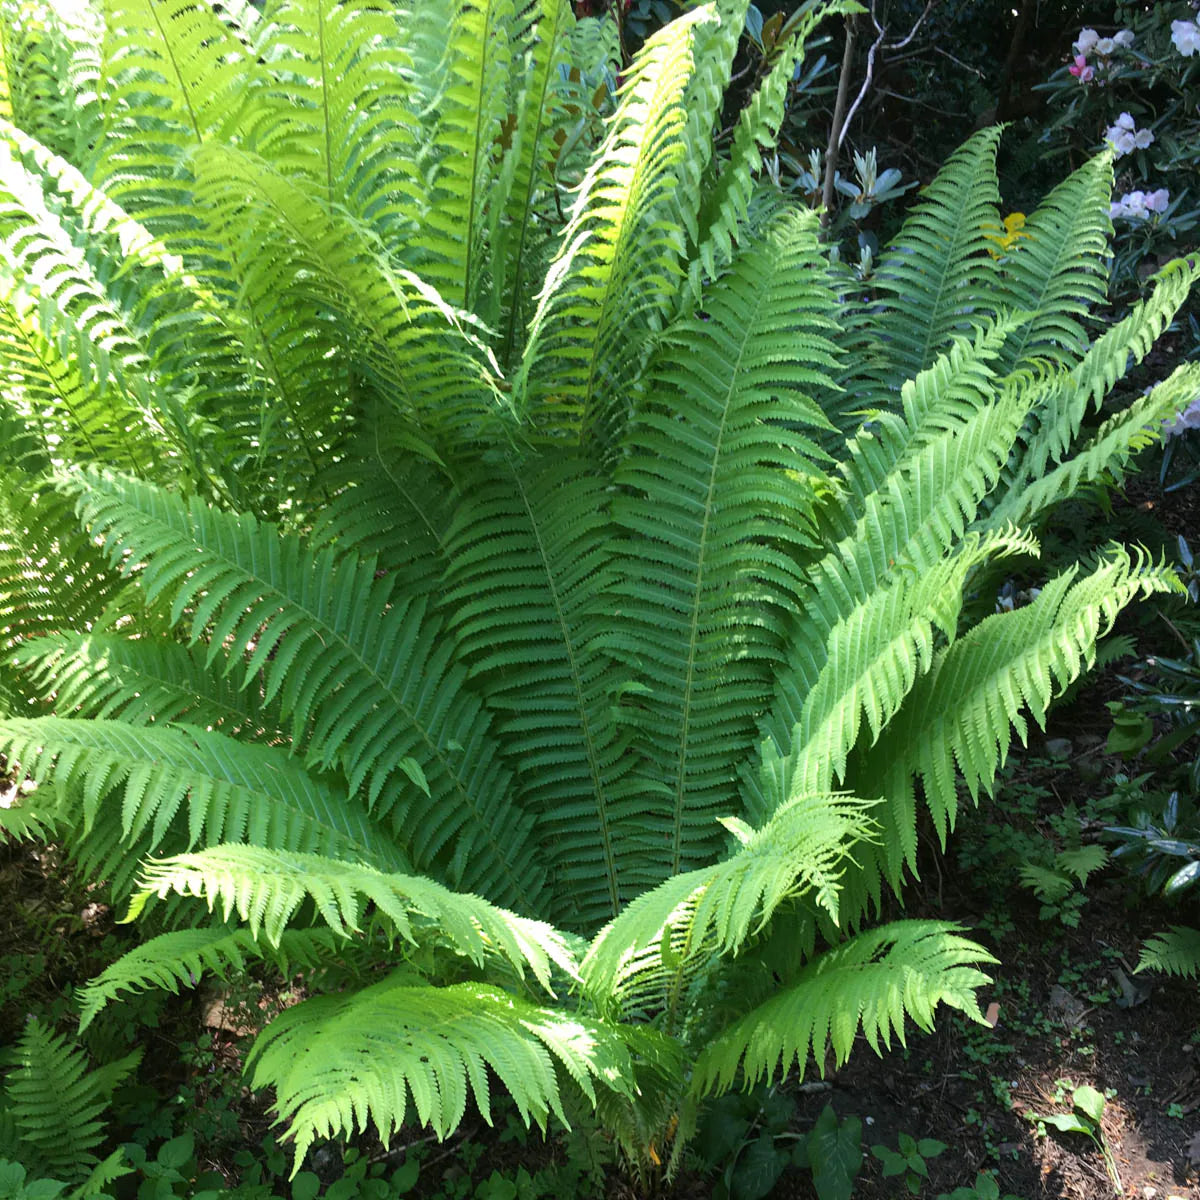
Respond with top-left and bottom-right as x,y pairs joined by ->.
0,718 -> 408,875
9,633 -> 283,738
865,126 -> 1003,384
609,208 -> 840,888
79,926 -> 341,1031
246,975 -> 636,1169
127,845 -> 578,990
1138,926 -> 1200,977
3,1018 -> 140,1182
517,6 -> 713,453
442,456 -> 627,927
692,921 -> 994,1094
65,469 -> 540,908
991,152 -> 1113,374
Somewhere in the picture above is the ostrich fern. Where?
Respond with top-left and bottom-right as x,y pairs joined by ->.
0,0 -> 1197,1177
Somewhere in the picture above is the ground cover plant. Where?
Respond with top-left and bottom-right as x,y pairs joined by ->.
1,0 -> 1200,1194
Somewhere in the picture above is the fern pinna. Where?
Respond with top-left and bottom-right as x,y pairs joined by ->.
0,0 -> 1197,1177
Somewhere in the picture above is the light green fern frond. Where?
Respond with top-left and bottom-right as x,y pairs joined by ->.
3,1018 -> 140,1182
79,926 -> 341,1031
991,152 -> 1113,374
581,792 -> 877,1012
846,547 -> 1181,907
128,845 -> 578,990
692,921 -> 994,1095
517,5 -> 713,451
245,975 -> 637,1169
1138,926 -> 1200,977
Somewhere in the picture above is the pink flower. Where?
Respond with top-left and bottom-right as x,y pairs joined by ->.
1068,54 -> 1095,83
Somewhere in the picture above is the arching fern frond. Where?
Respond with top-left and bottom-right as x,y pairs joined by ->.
845,547 -> 1181,909
64,469 -> 540,908
127,845 -> 578,991
580,792 -> 877,1012
0,718 -> 407,874
245,976 -> 637,1168
9,633 -> 283,737
691,921 -> 994,1095
1138,926 -> 1200,978
78,925 -> 341,1031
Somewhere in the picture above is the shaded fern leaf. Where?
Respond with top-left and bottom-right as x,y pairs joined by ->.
1138,926 -> 1200,978
79,925 -> 341,1031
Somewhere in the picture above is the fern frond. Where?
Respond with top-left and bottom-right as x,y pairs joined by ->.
443,456 -> 628,926
691,0 -> 860,289
245,975 -> 636,1168
609,208 -> 840,885
3,1018 -> 140,1181
78,926 -> 344,1031
1005,256 -> 1200,486
517,5 -> 713,452
9,633 -> 282,737
64,469 -> 540,908
581,792 -> 877,1012
1138,926 -> 1200,977
0,718 -> 408,875
991,152 -> 1113,374
988,363 -> 1200,530
128,845 -> 579,992
692,921 -> 993,1095
848,547 -> 1181,904
866,126 -> 1003,383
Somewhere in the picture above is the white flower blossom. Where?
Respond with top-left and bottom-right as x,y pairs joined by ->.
1110,188 -> 1170,220
1113,29 -> 1135,48
1172,17 -> 1200,57
1074,27 -> 1100,55
1165,397 -> 1200,437
1104,114 -> 1153,157
1095,36 -> 1116,55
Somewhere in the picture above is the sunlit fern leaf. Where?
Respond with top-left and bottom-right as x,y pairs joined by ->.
609,207 -> 840,889
94,0 -> 263,231
0,718 -> 409,874
1138,926 -> 1200,978
9,633 -> 284,738
990,152 -> 1114,375
517,5 -> 713,453
3,1017 -> 140,1182
844,547 -> 1181,914
491,0 -> 575,360
1002,256 -> 1200,491
580,792 -> 878,1013
442,456 -> 629,926
988,363 -> 1200,531
78,925 -> 341,1031
245,975 -> 636,1171
190,143 -> 514,464
64,469 -> 541,908
691,0 -> 860,293
866,126 -> 1003,385
692,921 -> 994,1095
128,845 -> 579,990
